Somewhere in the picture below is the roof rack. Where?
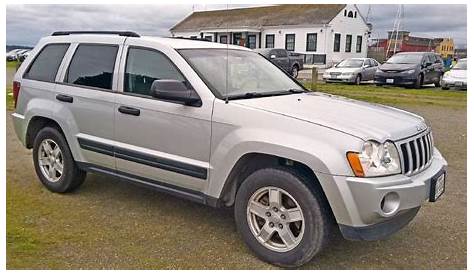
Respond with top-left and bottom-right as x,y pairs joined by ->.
51,31 -> 140,37
170,36 -> 213,42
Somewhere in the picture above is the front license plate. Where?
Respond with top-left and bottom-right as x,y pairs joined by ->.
455,81 -> 463,87
386,79 -> 394,84
429,172 -> 446,202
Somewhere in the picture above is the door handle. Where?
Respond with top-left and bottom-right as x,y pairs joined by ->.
56,94 -> 73,103
118,106 -> 140,116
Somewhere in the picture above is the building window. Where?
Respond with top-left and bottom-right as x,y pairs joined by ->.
204,35 -> 212,42
247,35 -> 257,49
306,33 -> 317,52
345,34 -> 352,52
348,11 -> 354,18
334,33 -> 341,52
285,34 -> 295,51
356,35 -> 362,53
219,35 -> 228,44
265,34 -> 275,48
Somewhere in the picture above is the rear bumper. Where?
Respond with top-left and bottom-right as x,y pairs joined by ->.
11,112 -> 27,146
317,148 -> 447,241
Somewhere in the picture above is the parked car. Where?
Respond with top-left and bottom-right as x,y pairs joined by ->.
375,52 -> 444,88
6,49 -> 23,61
17,50 -> 31,62
12,31 -> 447,268
441,58 -> 467,90
255,48 -> 304,78
323,58 -> 379,85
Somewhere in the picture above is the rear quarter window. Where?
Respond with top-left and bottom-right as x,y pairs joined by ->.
23,43 -> 70,82
66,44 -> 118,90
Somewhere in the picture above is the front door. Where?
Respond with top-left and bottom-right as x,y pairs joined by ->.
114,43 -> 212,192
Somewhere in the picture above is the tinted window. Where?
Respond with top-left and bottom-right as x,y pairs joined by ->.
66,44 -> 118,90
387,54 -> 423,64
24,44 -> 69,82
276,49 -> 287,58
125,48 -> 185,96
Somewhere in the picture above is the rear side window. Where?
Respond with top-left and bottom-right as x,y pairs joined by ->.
24,44 -> 69,82
124,47 -> 185,96
66,44 -> 118,90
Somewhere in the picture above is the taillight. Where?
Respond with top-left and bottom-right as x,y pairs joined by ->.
12,81 -> 21,108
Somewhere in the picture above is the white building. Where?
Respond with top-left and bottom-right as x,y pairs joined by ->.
170,4 -> 371,67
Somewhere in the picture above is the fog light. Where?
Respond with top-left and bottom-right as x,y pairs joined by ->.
380,192 -> 400,215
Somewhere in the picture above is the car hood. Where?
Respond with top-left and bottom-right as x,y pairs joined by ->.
233,93 -> 426,141
380,63 -> 418,71
445,69 -> 467,79
326,67 -> 360,73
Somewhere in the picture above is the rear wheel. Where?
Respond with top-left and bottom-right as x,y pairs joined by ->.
234,167 -> 331,267
33,127 -> 86,193
291,65 -> 299,78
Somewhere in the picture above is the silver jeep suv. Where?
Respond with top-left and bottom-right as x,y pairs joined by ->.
11,31 -> 447,267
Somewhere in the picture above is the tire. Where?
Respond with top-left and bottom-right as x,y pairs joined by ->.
291,65 -> 299,78
234,167 -> 332,267
434,76 -> 441,87
354,74 -> 361,85
441,86 -> 450,90
413,74 -> 423,89
33,126 -> 86,193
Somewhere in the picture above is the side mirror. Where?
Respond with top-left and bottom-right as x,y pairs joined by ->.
151,79 -> 201,107
270,54 -> 276,59
424,62 -> 432,68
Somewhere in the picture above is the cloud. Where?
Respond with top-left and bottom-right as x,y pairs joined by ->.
6,4 -> 467,48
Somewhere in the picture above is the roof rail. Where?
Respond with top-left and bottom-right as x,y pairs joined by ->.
170,36 -> 213,42
51,31 -> 140,37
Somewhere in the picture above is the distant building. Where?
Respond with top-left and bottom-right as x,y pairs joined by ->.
368,31 -> 455,59
170,4 -> 371,67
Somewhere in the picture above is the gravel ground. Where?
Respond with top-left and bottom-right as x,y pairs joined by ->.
6,102 -> 466,269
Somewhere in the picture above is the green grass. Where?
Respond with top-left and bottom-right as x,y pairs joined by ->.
303,82 -> 467,108
7,61 -> 20,69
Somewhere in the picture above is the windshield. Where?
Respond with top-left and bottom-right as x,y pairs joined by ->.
336,59 -> 364,68
452,60 -> 467,70
179,49 -> 303,99
386,54 -> 423,64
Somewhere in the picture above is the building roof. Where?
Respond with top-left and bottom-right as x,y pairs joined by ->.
170,4 -> 347,32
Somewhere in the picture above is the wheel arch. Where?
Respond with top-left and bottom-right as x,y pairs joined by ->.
25,116 -> 65,149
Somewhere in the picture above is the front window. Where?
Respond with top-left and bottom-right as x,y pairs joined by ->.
306,33 -> 317,52
452,60 -> 467,70
265,34 -> 275,48
345,35 -> 352,52
179,49 -> 303,99
386,54 -> 424,64
334,33 -> 341,52
356,36 -> 362,53
336,59 -> 364,68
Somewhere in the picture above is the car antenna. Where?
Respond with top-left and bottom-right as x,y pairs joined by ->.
225,4 -> 229,104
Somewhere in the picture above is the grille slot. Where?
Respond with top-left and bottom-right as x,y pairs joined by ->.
397,131 -> 434,176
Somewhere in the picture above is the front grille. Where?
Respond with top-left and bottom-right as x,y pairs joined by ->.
397,131 -> 434,175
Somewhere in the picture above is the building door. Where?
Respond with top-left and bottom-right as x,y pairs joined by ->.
233,33 -> 242,46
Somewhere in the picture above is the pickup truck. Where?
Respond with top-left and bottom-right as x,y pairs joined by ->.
255,48 -> 304,78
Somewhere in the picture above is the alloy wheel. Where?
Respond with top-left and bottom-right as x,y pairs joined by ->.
38,139 -> 64,182
246,186 -> 305,252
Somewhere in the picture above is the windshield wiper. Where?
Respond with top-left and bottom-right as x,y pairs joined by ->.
227,89 -> 306,100
287,88 -> 306,93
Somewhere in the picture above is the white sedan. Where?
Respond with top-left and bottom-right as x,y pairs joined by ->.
441,58 -> 467,90
323,58 -> 380,85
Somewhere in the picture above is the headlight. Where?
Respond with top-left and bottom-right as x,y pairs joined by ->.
402,69 -> 416,74
347,141 -> 401,177
376,68 -> 383,73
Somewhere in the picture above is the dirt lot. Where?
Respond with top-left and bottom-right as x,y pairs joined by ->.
6,71 -> 466,269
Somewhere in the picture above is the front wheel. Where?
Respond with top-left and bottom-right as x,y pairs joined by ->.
413,74 -> 423,89
354,74 -> 361,85
234,167 -> 332,267
33,127 -> 86,193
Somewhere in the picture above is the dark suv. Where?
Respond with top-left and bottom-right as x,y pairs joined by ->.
375,52 -> 444,88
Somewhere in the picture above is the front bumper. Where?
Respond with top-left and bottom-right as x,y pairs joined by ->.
441,78 -> 467,90
323,74 -> 356,83
374,72 -> 417,86
318,147 -> 447,241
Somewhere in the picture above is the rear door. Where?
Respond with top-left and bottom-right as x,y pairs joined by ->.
113,39 -> 212,193
55,37 -> 124,169
275,49 -> 290,72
